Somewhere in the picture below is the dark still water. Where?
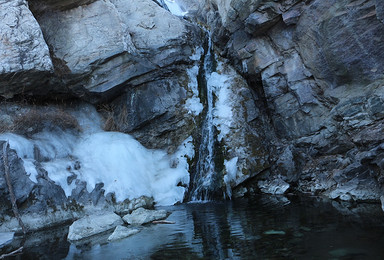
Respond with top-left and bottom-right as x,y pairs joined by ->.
16,196 -> 384,259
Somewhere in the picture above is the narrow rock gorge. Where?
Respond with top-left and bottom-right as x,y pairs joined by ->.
1,0 -> 384,234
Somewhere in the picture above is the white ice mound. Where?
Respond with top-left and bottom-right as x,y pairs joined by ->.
0,122 -> 192,206
73,132 -> 190,205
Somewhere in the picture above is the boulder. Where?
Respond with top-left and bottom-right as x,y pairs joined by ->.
0,142 -> 36,215
34,0 -> 200,101
107,225 -> 140,242
67,212 -> 123,241
0,0 -> 53,98
122,208 -> 168,225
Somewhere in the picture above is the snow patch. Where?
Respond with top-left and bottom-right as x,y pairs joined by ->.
164,0 -> 188,16
185,65 -> 203,116
207,70 -> 233,141
223,157 -> 238,197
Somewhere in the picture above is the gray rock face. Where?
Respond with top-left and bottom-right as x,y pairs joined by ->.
294,0 -> 384,88
0,0 -> 53,98
67,212 -> 123,241
122,208 -> 168,225
0,142 -> 36,215
33,0 -> 200,101
192,0 -> 384,202
110,72 -> 194,151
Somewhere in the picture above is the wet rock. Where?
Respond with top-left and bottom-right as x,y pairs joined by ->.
107,225 -> 140,242
380,195 -> 384,213
122,208 -> 168,226
67,212 -> 123,241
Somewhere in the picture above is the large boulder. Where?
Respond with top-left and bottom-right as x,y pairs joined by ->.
0,142 -> 36,215
67,212 -> 123,241
0,0 -> 53,98
32,0 -> 200,102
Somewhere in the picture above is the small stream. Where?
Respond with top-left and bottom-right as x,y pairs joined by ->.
11,195 -> 384,259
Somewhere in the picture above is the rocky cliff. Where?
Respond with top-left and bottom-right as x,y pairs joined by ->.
1,0 -> 384,232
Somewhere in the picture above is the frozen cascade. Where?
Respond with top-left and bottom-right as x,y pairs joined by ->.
189,35 -> 225,201
0,105 -> 193,206
165,0 -> 238,201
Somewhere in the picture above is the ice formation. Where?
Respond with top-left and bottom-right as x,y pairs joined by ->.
0,105 -> 193,206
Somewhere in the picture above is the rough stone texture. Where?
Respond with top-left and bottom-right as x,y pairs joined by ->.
108,70 -> 196,152
67,212 -> 123,241
0,142 -> 36,216
294,0 -> 384,88
0,210 -> 78,233
208,61 -> 272,187
107,225 -> 140,241
28,0 -> 97,13
376,0 -> 384,23
0,0 -> 53,98
113,196 -> 155,215
33,0 -> 200,102
122,208 -> 168,225
191,0 -> 384,202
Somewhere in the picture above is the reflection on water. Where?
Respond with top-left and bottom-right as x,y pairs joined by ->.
12,196 -> 384,259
